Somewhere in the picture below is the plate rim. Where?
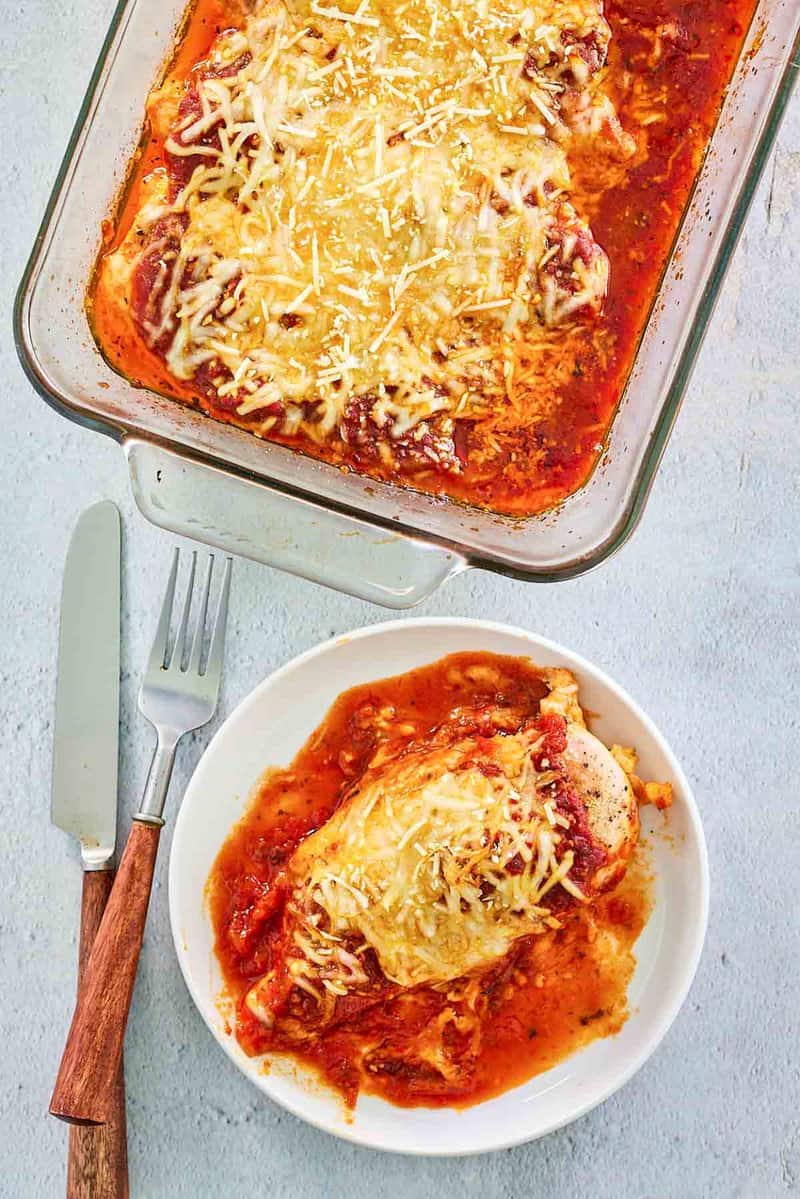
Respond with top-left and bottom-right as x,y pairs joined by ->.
168,616 -> 710,1155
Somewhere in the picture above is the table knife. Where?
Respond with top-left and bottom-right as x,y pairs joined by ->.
51,501 -> 129,1199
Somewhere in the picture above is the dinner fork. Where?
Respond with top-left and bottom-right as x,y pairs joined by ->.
50,549 -> 232,1128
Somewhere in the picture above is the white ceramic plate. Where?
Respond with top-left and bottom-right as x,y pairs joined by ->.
169,619 -> 708,1155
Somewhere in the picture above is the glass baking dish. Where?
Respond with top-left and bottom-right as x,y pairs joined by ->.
15,0 -> 800,608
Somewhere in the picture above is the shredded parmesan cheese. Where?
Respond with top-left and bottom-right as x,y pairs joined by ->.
276,721 -> 586,993
124,0 -> 622,456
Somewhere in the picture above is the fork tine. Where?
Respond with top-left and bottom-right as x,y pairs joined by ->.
188,555 -> 214,674
146,548 -> 179,673
168,550 -> 197,670
203,556 -> 233,686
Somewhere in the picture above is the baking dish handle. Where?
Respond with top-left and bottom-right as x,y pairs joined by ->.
125,440 -> 466,608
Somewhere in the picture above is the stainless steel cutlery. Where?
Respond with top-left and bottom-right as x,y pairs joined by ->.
51,547 -> 232,1129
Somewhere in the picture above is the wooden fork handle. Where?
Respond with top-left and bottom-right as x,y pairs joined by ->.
51,821 -> 162,1126
67,869 -> 129,1198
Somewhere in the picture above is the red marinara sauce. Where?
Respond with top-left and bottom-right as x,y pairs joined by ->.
207,652 -> 652,1110
89,0 -> 758,517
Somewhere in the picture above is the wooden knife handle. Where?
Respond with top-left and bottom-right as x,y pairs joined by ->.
51,821 -> 161,1127
67,869 -> 129,1199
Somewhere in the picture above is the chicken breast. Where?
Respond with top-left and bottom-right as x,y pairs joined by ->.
245,708 -> 639,1031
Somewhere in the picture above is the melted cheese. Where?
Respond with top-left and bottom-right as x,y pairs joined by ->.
282,724 -> 570,993
123,0 -> 622,451
241,657 -> 656,1029
247,708 -> 641,1022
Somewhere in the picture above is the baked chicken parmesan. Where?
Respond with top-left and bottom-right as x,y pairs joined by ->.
208,652 -> 671,1109
92,0 -> 756,514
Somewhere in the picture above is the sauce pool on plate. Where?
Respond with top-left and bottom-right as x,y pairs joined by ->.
207,652 -> 653,1110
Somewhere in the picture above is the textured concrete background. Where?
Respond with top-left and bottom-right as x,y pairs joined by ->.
1,3 -> 798,1196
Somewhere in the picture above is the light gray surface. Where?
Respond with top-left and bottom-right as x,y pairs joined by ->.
2,3 -> 799,1195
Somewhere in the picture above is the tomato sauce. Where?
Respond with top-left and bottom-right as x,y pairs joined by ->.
207,652 -> 652,1110
90,0 -> 757,516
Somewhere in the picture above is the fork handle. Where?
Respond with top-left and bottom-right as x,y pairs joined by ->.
50,821 -> 161,1126
67,869 -> 129,1197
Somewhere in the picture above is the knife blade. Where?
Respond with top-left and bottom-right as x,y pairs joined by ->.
52,501 -> 120,870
